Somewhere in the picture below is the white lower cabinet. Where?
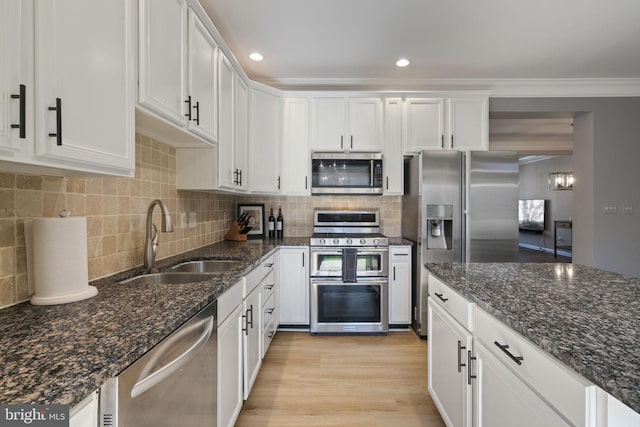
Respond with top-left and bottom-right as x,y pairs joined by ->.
389,245 -> 411,325
428,287 -> 472,427
242,274 -> 262,400
472,340 -> 570,427
69,390 -> 98,427
278,247 -> 309,325
217,278 -> 243,427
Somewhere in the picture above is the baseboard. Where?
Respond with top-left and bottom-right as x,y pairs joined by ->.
519,243 -> 572,258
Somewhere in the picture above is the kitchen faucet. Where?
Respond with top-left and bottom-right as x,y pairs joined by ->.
144,199 -> 174,270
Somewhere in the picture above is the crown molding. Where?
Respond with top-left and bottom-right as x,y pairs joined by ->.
256,77 -> 640,98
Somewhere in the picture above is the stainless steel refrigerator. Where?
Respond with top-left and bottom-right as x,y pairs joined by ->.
402,151 -> 519,337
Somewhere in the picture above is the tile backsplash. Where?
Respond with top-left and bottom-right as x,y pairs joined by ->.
0,134 -> 401,308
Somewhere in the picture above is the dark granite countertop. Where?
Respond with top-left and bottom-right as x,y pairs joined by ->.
388,237 -> 414,246
0,237 -> 309,407
425,262 -> 640,414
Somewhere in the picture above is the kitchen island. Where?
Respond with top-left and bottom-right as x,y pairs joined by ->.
426,262 -> 640,417
0,238 -> 308,407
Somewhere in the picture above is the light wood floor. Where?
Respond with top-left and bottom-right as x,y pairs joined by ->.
235,331 -> 446,427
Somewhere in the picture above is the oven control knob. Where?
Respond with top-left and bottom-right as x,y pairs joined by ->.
346,239 -> 353,245
373,239 -> 380,245
333,239 -> 340,245
360,239 -> 366,245
320,239 -> 326,245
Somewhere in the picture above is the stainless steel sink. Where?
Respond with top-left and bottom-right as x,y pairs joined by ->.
120,272 -> 218,285
170,260 -> 240,274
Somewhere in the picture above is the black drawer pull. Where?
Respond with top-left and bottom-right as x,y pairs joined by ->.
434,292 -> 448,303
265,284 -> 275,290
267,307 -> 275,314
494,341 -> 524,365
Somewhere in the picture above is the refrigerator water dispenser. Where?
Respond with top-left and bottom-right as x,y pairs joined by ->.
426,204 -> 453,250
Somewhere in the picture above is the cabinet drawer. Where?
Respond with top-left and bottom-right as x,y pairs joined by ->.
244,264 -> 263,296
429,274 -> 473,330
261,270 -> 276,304
474,308 -> 595,427
262,292 -> 276,327
219,279 -> 244,323
262,317 -> 277,356
390,246 -> 411,260
261,253 -> 276,277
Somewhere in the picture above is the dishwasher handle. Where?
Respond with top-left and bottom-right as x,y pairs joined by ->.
131,316 -> 214,398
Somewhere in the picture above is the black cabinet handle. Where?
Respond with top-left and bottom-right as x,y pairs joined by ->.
451,134 -> 454,148
233,169 -> 239,185
277,176 -> 281,190
238,169 -> 242,186
242,311 -> 248,335
267,307 -> 275,314
386,176 -> 389,190
393,266 -> 396,281
248,304 -> 254,328
305,176 -> 308,190
302,253 -> 305,267
457,340 -> 466,372
185,96 -> 192,120
340,135 -> 343,149
350,135 -> 353,149
193,101 -> 200,125
441,134 -> 444,149
467,351 -> 477,385
434,292 -> 448,303
265,284 -> 274,290
268,331 -> 275,339
10,84 -> 26,139
48,98 -> 62,146
494,341 -> 524,365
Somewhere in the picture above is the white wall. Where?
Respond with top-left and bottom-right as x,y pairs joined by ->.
519,156 -> 573,251
491,98 -> 640,278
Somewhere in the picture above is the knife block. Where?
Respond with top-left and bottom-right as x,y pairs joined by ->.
224,222 -> 247,241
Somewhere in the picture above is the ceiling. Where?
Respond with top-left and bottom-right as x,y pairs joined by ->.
200,0 -> 640,92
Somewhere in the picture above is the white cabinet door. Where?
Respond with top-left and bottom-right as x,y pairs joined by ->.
217,51 -> 235,190
389,246 -> 411,324
218,304 -> 243,427
311,97 -> 345,151
243,285 -> 262,399
428,299 -> 473,427
383,98 -> 403,195
69,390 -> 98,427
187,7 -> 217,143
279,247 -> 309,325
403,98 -> 444,152
473,341 -> 570,427
282,98 -> 310,195
348,98 -> 382,151
250,86 -> 282,194
35,0 -> 134,174
235,75 -> 249,191
448,97 -> 488,151
0,0 -> 33,155
138,0 -> 187,127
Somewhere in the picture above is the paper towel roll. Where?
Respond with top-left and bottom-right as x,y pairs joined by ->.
29,217 -> 98,305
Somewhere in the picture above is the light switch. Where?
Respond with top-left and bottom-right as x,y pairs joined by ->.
603,204 -> 618,214
622,203 -> 633,215
180,212 -> 187,228
189,212 -> 197,228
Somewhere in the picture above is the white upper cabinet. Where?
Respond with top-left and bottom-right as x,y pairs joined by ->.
383,98 -> 403,195
217,51 -> 235,189
234,74 -> 249,192
0,0 -> 135,176
138,0 -> 218,146
282,98 -> 310,195
187,7 -> 218,142
250,84 -> 282,194
0,0 -> 33,156
311,97 -> 382,152
138,0 -> 187,127
403,96 -> 488,152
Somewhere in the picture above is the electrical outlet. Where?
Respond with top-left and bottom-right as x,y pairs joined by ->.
189,212 -> 197,228
603,204 -> 618,214
180,212 -> 187,228
623,203 -> 633,215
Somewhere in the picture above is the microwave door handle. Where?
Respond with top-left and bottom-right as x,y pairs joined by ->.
370,160 -> 374,187
130,316 -> 214,398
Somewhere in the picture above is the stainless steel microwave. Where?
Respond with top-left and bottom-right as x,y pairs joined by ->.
311,152 -> 383,195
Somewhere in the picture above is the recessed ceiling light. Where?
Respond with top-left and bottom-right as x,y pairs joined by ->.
249,52 -> 264,61
396,58 -> 410,67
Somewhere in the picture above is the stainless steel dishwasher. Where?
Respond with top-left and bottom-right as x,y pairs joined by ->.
100,300 -> 217,426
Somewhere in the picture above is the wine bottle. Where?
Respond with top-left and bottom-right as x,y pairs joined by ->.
268,208 -> 276,238
276,207 -> 283,238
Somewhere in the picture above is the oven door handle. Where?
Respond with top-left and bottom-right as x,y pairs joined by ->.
311,280 -> 388,286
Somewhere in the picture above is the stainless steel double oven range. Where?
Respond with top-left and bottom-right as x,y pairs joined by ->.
309,210 -> 389,334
